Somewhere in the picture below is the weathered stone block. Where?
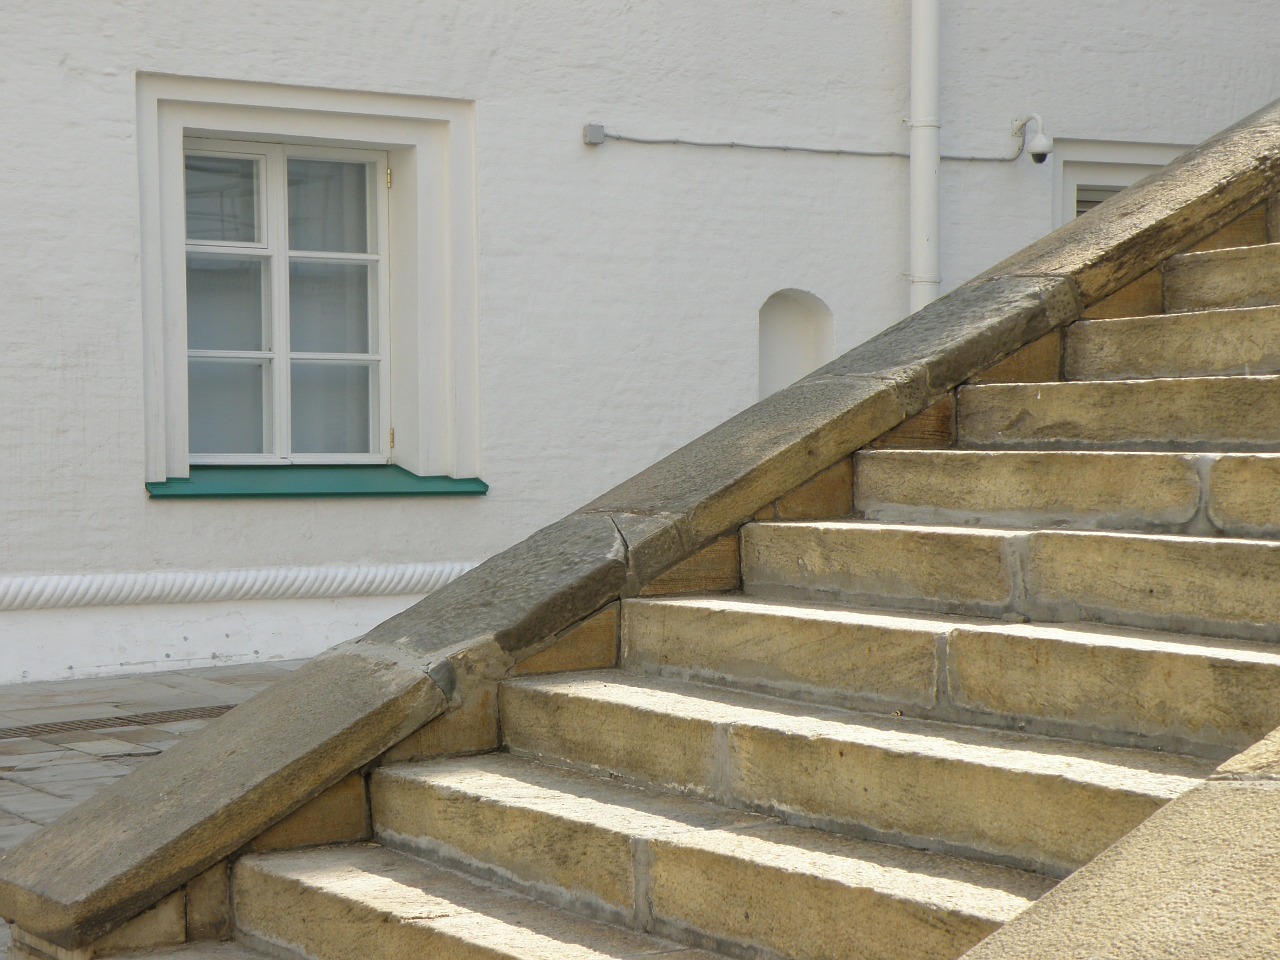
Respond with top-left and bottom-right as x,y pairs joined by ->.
1026,530 -> 1280,640
1066,305 -> 1280,381
647,823 -> 1047,960
948,624 -> 1280,754
741,521 -> 1017,614
966,330 -> 1061,384
959,376 -> 1280,450
500,673 -> 719,795
184,863 -> 231,941
638,535 -> 740,596
1187,202 -> 1267,251
513,604 -> 619,676
92,891 -> 185,956
246,772 -> 369,852
727,713 -> 1201,875
961,782 -> 1280,959
854,450 -> 1201,530
1165,241 -> 1280,311
1208,454 -> 1280,535
1080,268 -> 1163,320
866,395 -> 954,449
757,457 -> 854,521
621,596 -> 938,710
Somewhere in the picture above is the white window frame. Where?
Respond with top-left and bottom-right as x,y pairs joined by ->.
1051,139 -> 1193,228
137,74 -> 481,482
184,138 -> 392,465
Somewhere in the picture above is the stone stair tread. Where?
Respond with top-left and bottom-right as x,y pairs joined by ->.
956,374 -> 1280,451
853,449 -> 1202,531
503,670 -> 1211,796
235,843 -> 719,960
1064,304 -> 1280,380
628,593 -> 1280,666
104,943 -> 272,960
622,594 -> 1280,756
741,519 -> 1280,642
375,752 -> 1054,920
1164,241 -> 1280,312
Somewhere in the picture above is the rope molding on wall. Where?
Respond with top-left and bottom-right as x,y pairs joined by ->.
0,560 -> 477,612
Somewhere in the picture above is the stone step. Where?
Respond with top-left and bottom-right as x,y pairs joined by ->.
371,753 -> 1054,960
956,375 -> 1280,450
1064,305 -> 1280,381
234,843 -> 718,960
741,520 -> 1280,642
499,671 -> 1210,875
620,595 -> 1280,757
854,449 -> 1203,533
854,450 -> 1280,538
1164,242 -> 1280,312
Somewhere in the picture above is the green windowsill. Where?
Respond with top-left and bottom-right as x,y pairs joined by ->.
146,465 -> 488,499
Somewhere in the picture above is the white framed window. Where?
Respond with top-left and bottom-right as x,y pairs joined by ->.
184,140 -> 391,463
137,75 -> 481,485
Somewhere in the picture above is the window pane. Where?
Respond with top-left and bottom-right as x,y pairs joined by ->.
185,155 -> 258,242
187,255 -> 267,351
288,260 -> 370,353
188,359 -> 267,454
287,159 -> 368,253
290,362 -> 371,453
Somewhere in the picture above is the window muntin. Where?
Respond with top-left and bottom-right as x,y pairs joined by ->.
182,139 -> 390,464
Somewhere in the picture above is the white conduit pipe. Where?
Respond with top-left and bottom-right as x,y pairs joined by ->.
909,0 -> 941,312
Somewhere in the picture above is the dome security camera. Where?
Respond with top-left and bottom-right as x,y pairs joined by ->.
1012,114 -> 1053,164
1028,130 -> 1054,164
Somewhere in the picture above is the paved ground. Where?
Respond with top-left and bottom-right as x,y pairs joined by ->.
0,659 -> 304,955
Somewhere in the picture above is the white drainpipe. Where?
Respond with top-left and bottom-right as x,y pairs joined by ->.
909,0 -> 941,312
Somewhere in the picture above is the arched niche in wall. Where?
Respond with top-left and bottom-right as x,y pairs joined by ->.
758,289 -> 835,400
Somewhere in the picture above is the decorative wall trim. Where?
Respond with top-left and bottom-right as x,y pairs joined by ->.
0,561 -> 477,612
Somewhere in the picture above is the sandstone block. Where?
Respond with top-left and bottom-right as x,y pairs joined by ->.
638,536 -> 740,596
184,863 -> 231,941
1080,269 -> 1162,320
866,394 -> 955,450
1026,530 -> 1280,640
1187,203 -> 1268,251
92,891 -> 185,956
648,822 -> 1051,960
1208,454 -> 1280,535
234,845 -> 720,960
371,754 -> 755,917
762,457 -> 854,521
726,708 -> 1204,875
621,596 -> 939,710
500,673 -> 719,795
948,624 -> 1280,754
962,781 -> 1280,960
1065,306 -> 1280,381
966,331 -> 1061,384
741,521 -> 1017,616
246,772 -> 369,853
499,672 -> 1208,876
513,604 -> 619,676
854,450 -> 1200,530
958,376 -> 1280,450
1165,241 -> 1280,311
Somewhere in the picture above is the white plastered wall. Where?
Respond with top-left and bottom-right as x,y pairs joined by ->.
1,0 -> 1278,680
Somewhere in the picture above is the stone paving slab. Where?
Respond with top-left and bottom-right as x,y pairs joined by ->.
0,659 -> 304,955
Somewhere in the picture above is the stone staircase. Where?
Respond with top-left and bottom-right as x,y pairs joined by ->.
78,241 -> 1280,958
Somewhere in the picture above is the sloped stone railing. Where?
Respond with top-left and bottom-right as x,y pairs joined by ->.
4,99 -> 1280,951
